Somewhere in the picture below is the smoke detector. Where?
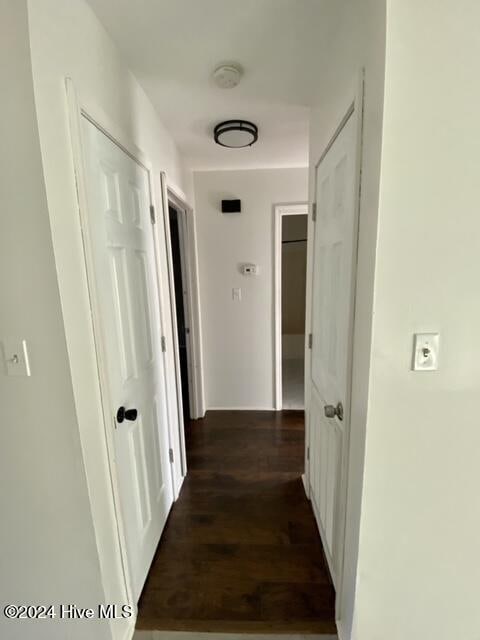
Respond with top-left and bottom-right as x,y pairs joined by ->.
213,64 -> 243,89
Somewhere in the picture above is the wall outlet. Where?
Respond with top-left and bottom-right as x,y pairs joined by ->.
2,339 -> 31,376
412,333 -> 440,371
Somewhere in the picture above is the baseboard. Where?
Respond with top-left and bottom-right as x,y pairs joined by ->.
301,472 -> 310,499
174,473 -> 185,500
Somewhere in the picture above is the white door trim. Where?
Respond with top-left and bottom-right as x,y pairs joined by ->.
64,78 -> 176,634
158,176 -> 205,478
273,202 -> 309,411
305,75 -> 365,625
65,79 -> 133,614
166,185 -> 205,421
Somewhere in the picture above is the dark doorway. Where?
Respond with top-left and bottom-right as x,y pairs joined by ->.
169,204 -> 191,420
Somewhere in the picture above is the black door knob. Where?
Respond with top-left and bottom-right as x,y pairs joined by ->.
116,406 -> 138,423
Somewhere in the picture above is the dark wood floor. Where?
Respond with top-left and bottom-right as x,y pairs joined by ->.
136,410 -> 336,634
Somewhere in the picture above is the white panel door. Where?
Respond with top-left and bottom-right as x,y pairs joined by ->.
308,111 -> 358,585
81,117 -> 173,601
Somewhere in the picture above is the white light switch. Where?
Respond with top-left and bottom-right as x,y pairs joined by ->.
2,339 -> 31,376
232,287 -> 242,301
412,333 -> 439,371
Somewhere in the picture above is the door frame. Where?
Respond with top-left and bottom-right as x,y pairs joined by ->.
273,203 -> 309,410
160,177 -> 205,473
164,182 -> 204,422
64,78 -> 177,631
168,195 -> 198,417
305,78 -> 365,622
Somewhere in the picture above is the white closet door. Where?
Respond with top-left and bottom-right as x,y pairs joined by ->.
82,117 -> 173,601
308,111 -> 359,584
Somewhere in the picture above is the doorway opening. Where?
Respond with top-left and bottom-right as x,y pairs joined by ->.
162,179 -> 205,483
282,214 -> 308,409
168,202 -> 192,421
274,203 -> 309,411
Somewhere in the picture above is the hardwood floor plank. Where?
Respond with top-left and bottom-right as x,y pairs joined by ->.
136,410 -> 335,634
142,544 -> 330,586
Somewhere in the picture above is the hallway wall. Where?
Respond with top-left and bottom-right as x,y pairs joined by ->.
0,1 -> 193,638
194,168 -> 308,409
354,2 -> 480,638
0,3 -> 106,639
27,0 -> 193,505
27,0 -> 193,508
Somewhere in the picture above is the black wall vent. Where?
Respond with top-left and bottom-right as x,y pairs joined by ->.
221,199 -> 241,213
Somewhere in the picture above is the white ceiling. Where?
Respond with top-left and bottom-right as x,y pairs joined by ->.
86,0 -> 327,171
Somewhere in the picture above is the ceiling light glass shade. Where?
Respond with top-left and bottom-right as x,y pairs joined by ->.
214,120 -> 258,148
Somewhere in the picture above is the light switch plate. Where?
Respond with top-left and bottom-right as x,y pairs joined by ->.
232,287 -> 242,301
412,333 -> 439,371
2,339 -> 31,376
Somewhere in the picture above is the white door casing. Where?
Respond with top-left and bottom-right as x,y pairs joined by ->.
168,201 -> 195,420
273,203 -> 309,411
308,106 -> 360,587
81,116 -> 173,602
175,205 -> 195,418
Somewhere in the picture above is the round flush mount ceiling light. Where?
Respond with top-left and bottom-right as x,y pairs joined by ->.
214,120 -> 258,148
213,64 -> 243,89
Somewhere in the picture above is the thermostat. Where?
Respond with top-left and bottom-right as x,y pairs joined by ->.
241,263 -> 259,276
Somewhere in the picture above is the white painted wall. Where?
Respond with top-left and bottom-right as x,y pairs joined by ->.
27,0 -> 192,504
194,168 -> 308,409
352,2 -> 480,638
306,0 -> 386,636
0,3 -> 107,639
0,0 -> 191,637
